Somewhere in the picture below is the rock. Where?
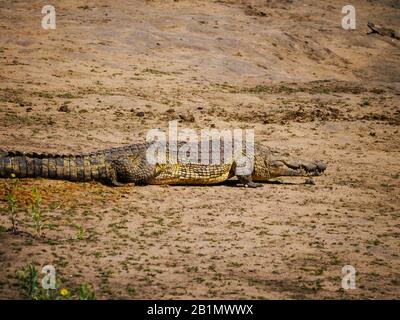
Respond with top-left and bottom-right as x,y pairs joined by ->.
136,111 -> 145,117
179,113 -> 195,122
58,105 -> 70,113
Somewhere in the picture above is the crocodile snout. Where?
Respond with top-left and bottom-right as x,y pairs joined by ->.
316,161 -> 327,172
301,161 -> 327,175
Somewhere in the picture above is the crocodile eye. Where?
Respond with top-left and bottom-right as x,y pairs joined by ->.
270,160 -> 283,167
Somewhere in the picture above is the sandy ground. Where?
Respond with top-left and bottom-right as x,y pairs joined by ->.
0,0 -> 399,299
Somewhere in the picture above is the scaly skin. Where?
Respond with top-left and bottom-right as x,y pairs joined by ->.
0,141 -> 327,187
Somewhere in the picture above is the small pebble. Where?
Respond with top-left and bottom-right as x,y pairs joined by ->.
305,178 -> 315,185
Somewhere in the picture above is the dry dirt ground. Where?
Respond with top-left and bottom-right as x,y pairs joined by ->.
0,0 -> 399,299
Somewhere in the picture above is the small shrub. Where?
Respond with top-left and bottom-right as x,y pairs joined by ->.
16,264 -> 39,299
29,186 -> 44,237
77,283 -> 96,300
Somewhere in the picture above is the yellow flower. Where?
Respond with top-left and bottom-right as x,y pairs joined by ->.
60,288 -> 70,297
10,173 -> 16,178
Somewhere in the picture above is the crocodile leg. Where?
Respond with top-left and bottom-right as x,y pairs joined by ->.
112,154 -> 156,185
237,174 -> 263,188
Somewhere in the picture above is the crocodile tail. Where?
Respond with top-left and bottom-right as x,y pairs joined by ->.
0,150 -> 115,182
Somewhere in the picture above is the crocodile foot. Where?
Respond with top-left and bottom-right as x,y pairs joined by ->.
244,182 -> 263,188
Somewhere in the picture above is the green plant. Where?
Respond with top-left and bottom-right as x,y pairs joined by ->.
6,173 -> 19,233
126,286 -> 137,297
29,186 -> 44,237
75,225 -> 85,240
16,264 -> 39,299
16,264 -> 97,300
16,264 -> 57,300
77,283 -> 96,300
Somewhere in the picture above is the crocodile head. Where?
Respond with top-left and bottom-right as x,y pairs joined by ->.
252,149 -> 327,181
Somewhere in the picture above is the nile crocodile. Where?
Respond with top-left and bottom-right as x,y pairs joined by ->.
0,141 -> 326,187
